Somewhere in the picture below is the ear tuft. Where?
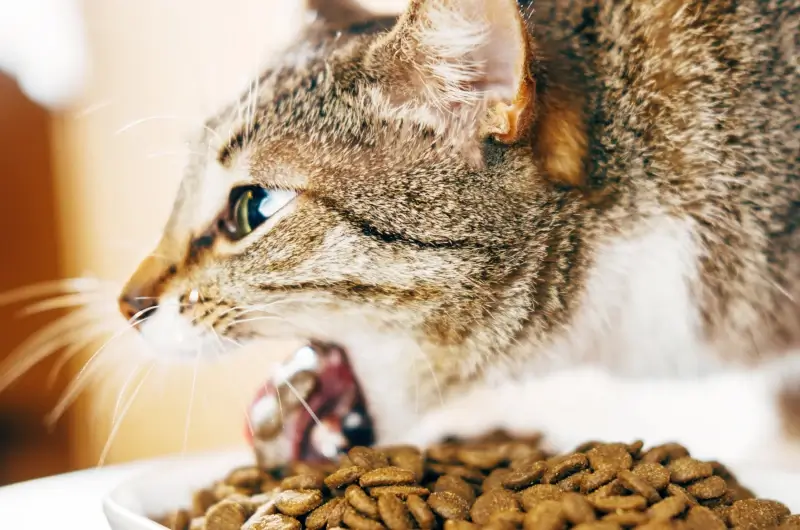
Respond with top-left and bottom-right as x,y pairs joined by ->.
368,0 -> 535,145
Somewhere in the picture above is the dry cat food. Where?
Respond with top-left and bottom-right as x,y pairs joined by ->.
156,432 -> 800,530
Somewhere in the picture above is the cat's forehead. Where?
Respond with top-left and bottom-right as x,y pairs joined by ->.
166,23 -> 390,239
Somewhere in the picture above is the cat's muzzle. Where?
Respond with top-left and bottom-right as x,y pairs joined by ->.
246,342 -> 375,467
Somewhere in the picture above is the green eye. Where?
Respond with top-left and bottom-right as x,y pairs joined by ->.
224,186 -> 297,240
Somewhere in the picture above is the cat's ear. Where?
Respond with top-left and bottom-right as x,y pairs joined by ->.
306,0 -> 373,29
367,0 -> 535,145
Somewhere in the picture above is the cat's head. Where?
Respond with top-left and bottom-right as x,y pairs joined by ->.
118,0 -> 552,363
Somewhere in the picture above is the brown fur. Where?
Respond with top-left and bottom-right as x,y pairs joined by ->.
121,0 -> 800,439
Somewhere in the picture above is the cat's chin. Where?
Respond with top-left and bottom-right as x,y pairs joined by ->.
246,342 -> 375,465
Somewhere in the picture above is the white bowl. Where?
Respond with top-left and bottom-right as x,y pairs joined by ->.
103,450 -> 800,530
103,449 -> 253,530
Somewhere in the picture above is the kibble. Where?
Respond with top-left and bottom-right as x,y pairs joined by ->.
155,433 -> 798,530
346,485 -> 380,518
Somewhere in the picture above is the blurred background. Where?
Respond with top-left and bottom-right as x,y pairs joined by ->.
0,0 -> 404,486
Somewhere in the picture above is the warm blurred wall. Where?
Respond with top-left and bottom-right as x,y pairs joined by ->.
0,73 -> 70,484
49,0 -> 406,471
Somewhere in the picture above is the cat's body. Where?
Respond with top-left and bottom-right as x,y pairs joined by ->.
119,0 -> 800,465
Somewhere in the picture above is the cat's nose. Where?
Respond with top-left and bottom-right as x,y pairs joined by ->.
118,292 -> 157,323
118,254 -> 170,323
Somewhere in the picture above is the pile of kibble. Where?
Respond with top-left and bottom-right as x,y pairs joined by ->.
157,432 -> 800,530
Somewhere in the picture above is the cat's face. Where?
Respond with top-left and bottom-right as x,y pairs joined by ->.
119,0 -> 548,444
120,0 -> 541,354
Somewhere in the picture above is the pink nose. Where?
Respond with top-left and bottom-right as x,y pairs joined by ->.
118,293 -> 157,322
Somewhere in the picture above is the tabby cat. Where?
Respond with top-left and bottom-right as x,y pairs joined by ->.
118,0 -> 800,465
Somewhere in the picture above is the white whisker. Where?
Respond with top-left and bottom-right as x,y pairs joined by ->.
412,342 -> 445,407
281,378 -> 323,431
97,363 -> 154,467
46,312 -> 154,424
0,308 -> 103,393
0,278 -> 108,307
111,364 -> 143,426
182,347 -> 202,454
19,292 -> 109,316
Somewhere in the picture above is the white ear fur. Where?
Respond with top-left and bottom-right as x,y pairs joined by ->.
400,0 -> 529,107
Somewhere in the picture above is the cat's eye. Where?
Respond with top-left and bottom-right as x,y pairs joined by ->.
223,186 -> 297,240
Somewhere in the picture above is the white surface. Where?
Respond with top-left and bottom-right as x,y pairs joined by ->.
0,463 -> 139,529
2,448 -> 800,530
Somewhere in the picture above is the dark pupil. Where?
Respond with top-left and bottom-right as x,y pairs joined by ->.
229,186 -> 269,239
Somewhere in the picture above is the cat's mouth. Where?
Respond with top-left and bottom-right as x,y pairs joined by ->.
246,342 -> 375,465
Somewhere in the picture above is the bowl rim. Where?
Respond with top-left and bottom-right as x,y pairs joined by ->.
102,447 -> 254,530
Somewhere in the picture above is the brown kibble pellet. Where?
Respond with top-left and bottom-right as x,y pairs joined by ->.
544,454 -> 590,484
685,476 -> 727,500
483,468 -> 513,491
156,437 -> 800,530
647,495 -> 687,520
488,510 -> 526,526
349,447 -> 389,470
428,491 -> 471,520
346,485 -> 380,519
306,499 -> 345,530
275,489 -> 323,516
573,523 -> 622,530
162,509 -> 190,530
667,458 -> 713,484
632,463 -> 671,491
435,474 -> 476,503
580,469 -> 618,493
684,505 -> 725,530
377,494 -> 414,530
590,495 -> 648,512
225,466 -> 265,490
407,494 -> 435,530
730,499 -> 791,528
471,489 -> 520,524
510,452 -> 548,471
457,445 -> 507,469
587,480 -> 626,502
523,500 -> 566,530
192,488 -> 217,517
205,501 -> 248,530
367,485 -> 431,498
502,461 -> 548,490
214,483 -> 247,502
390,450 -> 424,482
618,470 -> 661,504
665,484 -> 698,506
641,444 -> 690,465
427,444 -> 460,464
328,498 -> 348,527
428,463 -> 486,484
360,467 -> 416,488
520,484 -> 564,511
562,492 -> 596,524
343,506 -> 386,530
248,514 -> 302,530
601,512 -> 649,526
443,521 -> 480,530
587,444 -> 633,472
325,466 -> 366,489
280,474 -> 325,491
558,470 -> 590,492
